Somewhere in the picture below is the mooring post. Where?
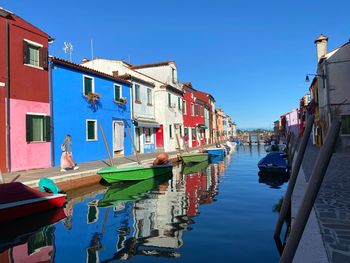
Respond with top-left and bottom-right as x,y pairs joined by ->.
274,116 -> 314,239
0,170 -> 4,184
279,119 -> 341,263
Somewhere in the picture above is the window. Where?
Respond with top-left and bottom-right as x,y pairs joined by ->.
169,124 -> 173,138
172,68 -> 176,83
168,93 -> 172,107
26,114 -> 50,142
192,128 -> 197,140
86,120 -> 97,141
195,104 -> 199,116
341,115 -> 350,135
114,84 -> 122,101
147,88 -> 152,105
191,103 -> 194,116
23,40 -> 48,69
83,76 -> 94,96
145,128 -> 152,143
178,97 -> 181,110
135,84 -> 141,102
183,101 -> 187,115
179,125 -> 183,137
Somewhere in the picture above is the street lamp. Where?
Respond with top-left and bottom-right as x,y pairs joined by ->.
305,73 -> 326,82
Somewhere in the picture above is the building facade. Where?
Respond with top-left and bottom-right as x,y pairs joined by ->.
51,57 -> 134,166
0,8 -> 51,172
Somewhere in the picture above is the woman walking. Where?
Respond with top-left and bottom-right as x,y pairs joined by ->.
60,134 -> 79,172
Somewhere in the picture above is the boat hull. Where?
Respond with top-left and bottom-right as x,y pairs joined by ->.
205,148 -> 225,157
181,153 -> 209,164
97,163 -> 173,183
0,194 -> 66,222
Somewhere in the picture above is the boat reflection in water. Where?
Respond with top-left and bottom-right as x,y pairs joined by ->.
258,171 -> 290,189
0,208 -> 66,262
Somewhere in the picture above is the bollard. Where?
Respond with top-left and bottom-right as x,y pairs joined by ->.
279,119 -> 341,263
274,116 -> 314,239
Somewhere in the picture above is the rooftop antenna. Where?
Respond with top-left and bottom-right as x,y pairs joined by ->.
63,42 -> 73,62
91,39 -> 94,60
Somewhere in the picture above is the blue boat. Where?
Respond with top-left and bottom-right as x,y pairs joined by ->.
205,147 -> 225,157
258,152 -> 288,174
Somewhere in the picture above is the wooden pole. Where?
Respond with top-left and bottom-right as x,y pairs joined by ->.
175,133 -> 183,154
126,125 -> 141,164
280,119 -> 341,263
0,170 -> 4,183
274,116 -> 314,239
99,124 -> 113,166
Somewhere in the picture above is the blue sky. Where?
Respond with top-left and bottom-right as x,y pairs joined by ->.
3,0 -> 350,129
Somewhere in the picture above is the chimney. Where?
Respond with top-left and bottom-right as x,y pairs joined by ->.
81,58 -> 90,63
112,71 -> 119,77
314,34 -> 328,62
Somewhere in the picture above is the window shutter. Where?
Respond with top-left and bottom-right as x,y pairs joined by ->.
23,41 -> 29,64
26,115 -> 32,142
40,47 -> 48,70
44,116 -> 51,142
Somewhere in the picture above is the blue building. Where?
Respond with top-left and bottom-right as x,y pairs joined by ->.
50,57 -> 134,166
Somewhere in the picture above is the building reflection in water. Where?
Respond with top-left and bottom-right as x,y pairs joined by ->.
0,209 -> 66,263
98,160 -> 225,261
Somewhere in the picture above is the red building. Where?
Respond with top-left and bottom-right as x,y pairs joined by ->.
181,82 -> 205,147
194,90 -> 214,144
0,8 -> 51,172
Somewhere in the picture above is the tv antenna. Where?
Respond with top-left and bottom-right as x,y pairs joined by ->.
63,42 -> 73,61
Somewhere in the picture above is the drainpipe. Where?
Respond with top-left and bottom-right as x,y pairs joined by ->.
5,19 -> 11,172
49,60 -> 55,166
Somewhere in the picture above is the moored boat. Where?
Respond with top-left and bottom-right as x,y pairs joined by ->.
181,152 -> 208,164
258,152 -> 288,174
205,147 -> 225,157
0,182 -> 66,222
97,161 -> 173,184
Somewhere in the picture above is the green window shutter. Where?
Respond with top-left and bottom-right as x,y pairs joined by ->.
168,93 -> 171,107
87,121 -> 96,140
44,116 -> 51,142
26,115 -> 32,142
23,41 -> 29,64
169,125 -> 172,138
84,77 -> 92,95
341,115 -> 350,134
115,85 -> 120,100
178,97 -> 181,110
196,105 -> 199,115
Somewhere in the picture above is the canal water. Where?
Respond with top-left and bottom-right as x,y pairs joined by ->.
0,146 -> 288,262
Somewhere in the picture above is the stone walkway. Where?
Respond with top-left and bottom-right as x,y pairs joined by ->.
301,143 -> 350,263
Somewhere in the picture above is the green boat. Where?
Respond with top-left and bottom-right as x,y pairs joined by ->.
182,160 -> 209,175
97,162 -> 173,184
98,173 -> 173,208
181,153 -> 209,164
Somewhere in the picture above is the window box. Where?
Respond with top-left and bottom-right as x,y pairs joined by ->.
86,92 -> 101,105
116,97 -> 128,105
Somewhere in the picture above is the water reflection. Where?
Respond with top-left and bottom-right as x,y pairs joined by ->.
258,172 -> 290,189
0,209 -> 65,261
2,148 -> 284,262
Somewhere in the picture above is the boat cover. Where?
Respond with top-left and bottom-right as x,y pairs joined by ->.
258,153 -> 287,168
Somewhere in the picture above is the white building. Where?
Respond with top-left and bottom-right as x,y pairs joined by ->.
82,59 -> 161,153
314,35 -> 350,148
131,61 -> 184,152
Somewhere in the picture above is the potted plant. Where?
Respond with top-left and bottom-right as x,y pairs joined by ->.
86,92 -> 101,104
117,97 -> 127,105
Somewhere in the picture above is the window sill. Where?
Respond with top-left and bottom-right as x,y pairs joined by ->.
147,103 -> 153,106
145,142 -> 153,144
135,100 -> 142,104
86,139 -> 98,142
27,141 -> 48,144
24,63 -> 44,71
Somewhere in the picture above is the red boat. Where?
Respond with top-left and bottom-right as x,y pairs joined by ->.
0,182 -> 66,222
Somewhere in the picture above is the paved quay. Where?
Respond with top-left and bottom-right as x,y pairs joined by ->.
1,150 -> 186,190
292,142 -> 350,263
